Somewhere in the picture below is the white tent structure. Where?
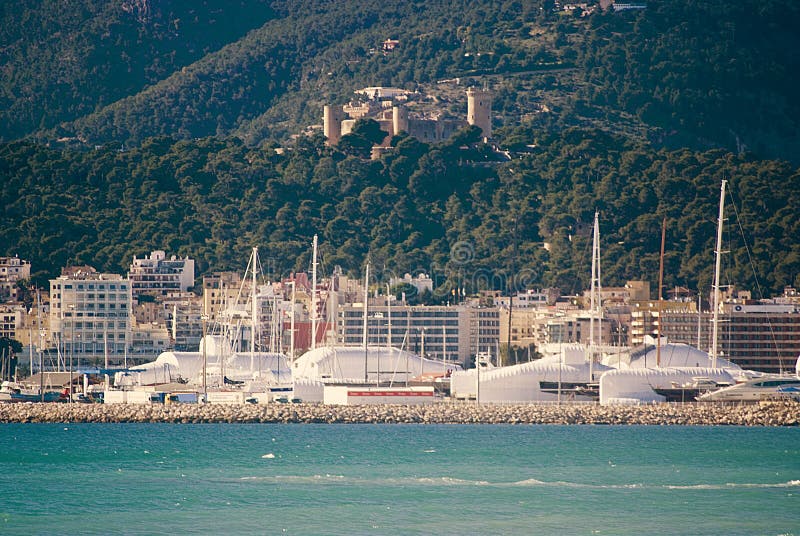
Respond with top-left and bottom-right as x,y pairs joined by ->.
292,345 -> 461,403
599,367 -> 737,405
617,341 -> 741,370
450,359 -> 612,403
593,338 -> 750,405
293,345 -> 460,384
114,334 -> 292,390
450,343 -> 612,403
114,352 -> 201,387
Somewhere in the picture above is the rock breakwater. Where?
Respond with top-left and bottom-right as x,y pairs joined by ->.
0,401 -> 798,426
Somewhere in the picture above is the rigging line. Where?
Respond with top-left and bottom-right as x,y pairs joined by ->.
726,184 -> 786,373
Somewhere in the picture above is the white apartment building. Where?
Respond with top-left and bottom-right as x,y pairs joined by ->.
49,268 -> 132,366
128,250 -> 195,298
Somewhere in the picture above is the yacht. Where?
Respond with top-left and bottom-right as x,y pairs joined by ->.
0,381 -> 64,403
697,375 -> 800,402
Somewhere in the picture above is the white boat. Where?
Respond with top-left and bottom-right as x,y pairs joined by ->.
599,367 -> 736,405
0,380 -> 64,403
697,375 -> 800,402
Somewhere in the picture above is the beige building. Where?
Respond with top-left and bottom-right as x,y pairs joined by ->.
161,292 -> 204,351
49,267 -> 132,367
630,300 -> 699,347
632,296 -> 800,374
202,272 -> 244,320
0,304 -> 24,341
0,256 -> 31,302
130,322 -> 171,361
324,87 -> 491,147
582,280 -> 650,307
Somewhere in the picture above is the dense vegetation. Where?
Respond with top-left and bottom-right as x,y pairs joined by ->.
0,0 -> 277,141
2,129 -> 798,298
2,0 -> 799,299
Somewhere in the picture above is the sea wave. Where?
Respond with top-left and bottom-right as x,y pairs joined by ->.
235,475 -> 800,490
665,480 -> 800,490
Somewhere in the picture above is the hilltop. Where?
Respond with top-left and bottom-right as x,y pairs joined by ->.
0,0 -> 796,162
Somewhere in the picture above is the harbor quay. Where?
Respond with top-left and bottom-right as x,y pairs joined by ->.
1,400 -> 798,426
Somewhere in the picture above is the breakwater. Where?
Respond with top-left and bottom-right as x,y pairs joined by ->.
1,400 -> 798,425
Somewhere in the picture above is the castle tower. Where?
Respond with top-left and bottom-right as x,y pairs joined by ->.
467,88 -> 492,140
323,105 -> 345,146
392,105 -> 409,136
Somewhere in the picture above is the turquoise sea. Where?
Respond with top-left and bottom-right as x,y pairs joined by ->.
0,424 -> 798,535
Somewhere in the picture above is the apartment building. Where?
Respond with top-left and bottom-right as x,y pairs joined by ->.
336,303 -> 499,367
128,250 -> 195,299
49,267 -> 132,366
0,256 -> 31,302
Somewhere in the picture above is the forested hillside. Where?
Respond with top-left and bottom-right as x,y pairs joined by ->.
2,0 -> 799,298
2,0 -> 798,162
0,0 -> 276,140
2,129 -> 798,297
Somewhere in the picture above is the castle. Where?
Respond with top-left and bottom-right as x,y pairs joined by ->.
324,87 -> 491,147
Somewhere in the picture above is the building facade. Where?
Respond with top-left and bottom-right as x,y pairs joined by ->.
336,303 -> 499,367
0,304 -> 23,341
128,250 -> 195,299
0,256 -> 31,302
324,87 -> 491,147
49,268 -> 132,367
637,298 -> 800,374
202,272 -> 243,320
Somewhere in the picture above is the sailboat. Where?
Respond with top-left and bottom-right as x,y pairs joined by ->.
109,247 -> 293,404
598,180 -> 800,403
292,246 -> 456,404
451,213 -> 610,403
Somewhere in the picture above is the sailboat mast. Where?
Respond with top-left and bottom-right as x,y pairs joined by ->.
251,247 -> 258,374
711,180 -> 727,369
172,304 -> 178,343
657,217 -> 666,367
363,263 -> 370,382
589,211 -> 600,380
311,234 -> 318,351
290,281 -> 296,361
37,289 -> 44,401
386,284 -> 392,350
697,291 -> 702,350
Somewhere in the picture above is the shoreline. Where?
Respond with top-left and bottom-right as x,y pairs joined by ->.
1,400 -> 798,426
